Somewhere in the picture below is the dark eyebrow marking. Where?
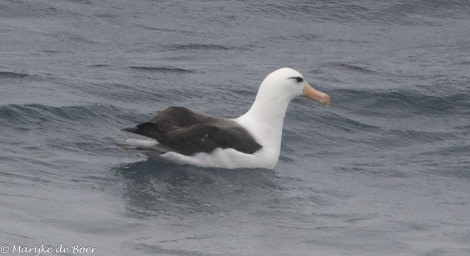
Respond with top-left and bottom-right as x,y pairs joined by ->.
288,76 -> 304,83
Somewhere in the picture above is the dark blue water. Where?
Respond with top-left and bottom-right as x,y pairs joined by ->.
1,0 -> 469,255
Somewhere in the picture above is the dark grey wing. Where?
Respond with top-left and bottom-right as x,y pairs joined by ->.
122,106 -> 210,140
122,106 -> 262,156
163,123 -> 261,155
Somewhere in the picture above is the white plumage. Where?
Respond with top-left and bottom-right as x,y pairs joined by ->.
117,68 -> 330,169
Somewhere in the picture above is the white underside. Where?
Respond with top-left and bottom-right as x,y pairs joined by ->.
116,138 -> 278,169
161,147 -> 277,169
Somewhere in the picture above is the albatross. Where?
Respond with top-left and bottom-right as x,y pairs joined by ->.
117,68 -> 330,169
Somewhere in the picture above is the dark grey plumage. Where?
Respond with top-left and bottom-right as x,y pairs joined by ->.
123,106 -> 262,156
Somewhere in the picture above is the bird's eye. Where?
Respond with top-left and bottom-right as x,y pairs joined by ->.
289,76 -> 304,83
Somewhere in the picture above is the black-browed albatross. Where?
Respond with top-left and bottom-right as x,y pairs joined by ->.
117,68 -> 330,169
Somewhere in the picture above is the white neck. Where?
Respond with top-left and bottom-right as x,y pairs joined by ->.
232,68 -> 304,165
235,89 -> 293,154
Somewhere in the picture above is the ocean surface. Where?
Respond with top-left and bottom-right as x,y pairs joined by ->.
1,0 -> 469,255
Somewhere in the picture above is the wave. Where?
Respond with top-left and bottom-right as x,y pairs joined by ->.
0,104 -> 127,130
129,66 -> 194,73
331,88 -> 469,117
321,62 -> 381,76
376,0 -> 470,22
165,43 -> 233,51
0,0 -> 59,18
0,71 -> 30,79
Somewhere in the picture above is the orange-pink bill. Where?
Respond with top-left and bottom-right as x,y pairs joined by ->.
303,83 -> 330,106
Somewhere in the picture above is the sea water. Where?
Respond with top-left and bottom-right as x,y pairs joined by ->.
1,1 -> 469,255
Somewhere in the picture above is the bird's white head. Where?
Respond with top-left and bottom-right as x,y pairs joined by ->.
255,67 -> 330,106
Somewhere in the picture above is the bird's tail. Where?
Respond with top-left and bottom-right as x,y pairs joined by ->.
115,139 -> 171,158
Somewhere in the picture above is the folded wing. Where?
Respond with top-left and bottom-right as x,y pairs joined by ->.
123,106 -> 262,156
